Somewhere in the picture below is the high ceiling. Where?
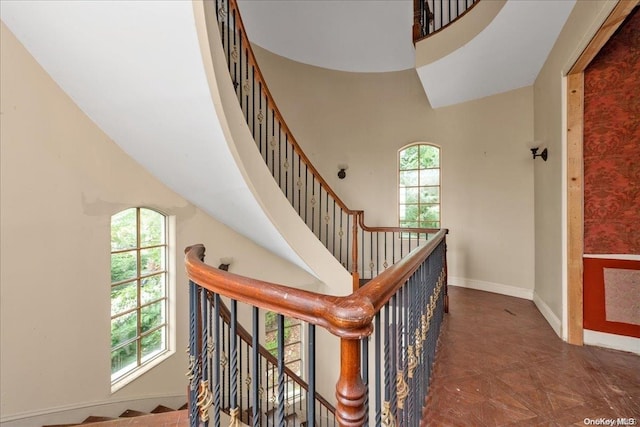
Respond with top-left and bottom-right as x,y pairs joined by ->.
238,0 -> 576,107
237,0 -> 415,73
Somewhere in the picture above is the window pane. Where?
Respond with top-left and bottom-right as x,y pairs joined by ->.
111,250 -> 137,283
399,146 -> 419,170
399,170 -> 418,187
141,247 -> 164,276
111,341 -> 137,375
111,312 -> 138,348
419,169 -> 439,186
420,221 -> 440,228
140,209 -> 165,247
141,301 -> 165,333
419,205 -> 440,222
111,208 -> 137,251
400,221 -> 418,228
111,281 -> 138,316
420,187 -> 439,203
141,274 -> 165,304
142,327 -> 165,360
400,204 -> 419,222
419,145 -> 439,169
287,360 -> 302,376
404,187 -> 419,203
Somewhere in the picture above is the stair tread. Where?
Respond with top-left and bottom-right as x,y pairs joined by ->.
118,409 -> 148,418
83,416 -> 118,423
150,405 -> 175,413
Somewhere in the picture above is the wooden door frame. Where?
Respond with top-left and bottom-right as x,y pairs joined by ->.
566,0 -> 638,345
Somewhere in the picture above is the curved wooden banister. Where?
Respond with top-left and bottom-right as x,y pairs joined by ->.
185,228 -> 447,339
226,0 -> 356,215
216,296 -> 336,413
356,210 -> 440,234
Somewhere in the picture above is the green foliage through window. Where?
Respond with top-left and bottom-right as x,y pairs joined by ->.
399,144 -> 441,230
110,208 -> 168,381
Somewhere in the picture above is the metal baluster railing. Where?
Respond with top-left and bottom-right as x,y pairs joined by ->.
414,0 -> 480,42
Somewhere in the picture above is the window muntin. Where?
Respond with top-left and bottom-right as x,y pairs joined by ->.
110,207 -> 168,383
399,144 -> 440,229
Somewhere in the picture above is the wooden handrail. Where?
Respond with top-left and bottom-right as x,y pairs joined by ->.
185,229 -> 447,339
226,0 -> 357,216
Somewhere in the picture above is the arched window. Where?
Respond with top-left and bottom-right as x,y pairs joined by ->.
398,143 -> 441,229
110,207 -> 168,384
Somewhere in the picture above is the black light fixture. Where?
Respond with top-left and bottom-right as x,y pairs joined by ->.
337,164 -> 348,179
531,147 -> 548,161
218,257 -> 233,271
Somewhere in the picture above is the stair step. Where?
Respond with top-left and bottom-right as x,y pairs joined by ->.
118,409 -> 148,418
178,402 -> 188,410
82,416 -> 118,423
151,405 -> 175,413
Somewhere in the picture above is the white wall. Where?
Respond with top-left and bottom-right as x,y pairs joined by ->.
253,45 -> 536,297
0,22 -> 322,426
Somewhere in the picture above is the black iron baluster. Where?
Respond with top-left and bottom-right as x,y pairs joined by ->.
251,307 -> 259,427
362,336 -> 369,426
276,315 -> 285,426
307,324 -> 316,427
374,312 -> 382,426
213,294 -> 221,427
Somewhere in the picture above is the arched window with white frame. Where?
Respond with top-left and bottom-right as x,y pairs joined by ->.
398,143 -> 441,229
110,207 -> 169,386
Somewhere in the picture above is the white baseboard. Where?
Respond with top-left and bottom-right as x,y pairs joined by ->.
584,329 -> 640,354
533,292 -> 562,338
449,277 -> 534,300
0,393 -> 186,426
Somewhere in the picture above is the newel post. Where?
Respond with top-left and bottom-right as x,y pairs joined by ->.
335,338 -> 367,426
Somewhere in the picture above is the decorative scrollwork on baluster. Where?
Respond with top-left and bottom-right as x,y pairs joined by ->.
283,159 -> 289,170
396,370 -> 409,409
383,260 -> 389,268
231,46 -> 238,63
257,109 -> 264,124
421,314 -> 427,341
217,5 -> 227,20
369,261 -> 375,273
186,355 -> 197,390
407,345 -> 417,378
221,351 -> 228,369
243,80 -> 250,92
229,407 -> 240,427
297,179 -> 303,189
338,228 -> 344,237
381,401 -> 396,427
269,137 -> 276,149
207,335 -> 215,358
324,214 -> 330,223
415,328 -> 422,360
197,380 -> 213,422
245,375 -> 252,390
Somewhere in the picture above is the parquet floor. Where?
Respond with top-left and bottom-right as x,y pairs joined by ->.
423,286 -> 640,426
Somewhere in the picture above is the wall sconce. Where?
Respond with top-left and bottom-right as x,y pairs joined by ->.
337,164 -> 348,179
531,147 -> 548,161
218,257 -> 233,271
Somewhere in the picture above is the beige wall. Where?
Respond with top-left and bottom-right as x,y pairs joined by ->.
253,45 -> 536,297
0,22 -> 320,425
533,0 -> 617,333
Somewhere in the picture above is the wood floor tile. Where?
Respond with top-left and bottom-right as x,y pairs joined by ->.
423,287 -> 640,426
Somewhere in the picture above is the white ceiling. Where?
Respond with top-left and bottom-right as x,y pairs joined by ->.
238,0 -> 576,108
0,0 -> 313,274
237,0 -> 415,72
417,0 -> 576,108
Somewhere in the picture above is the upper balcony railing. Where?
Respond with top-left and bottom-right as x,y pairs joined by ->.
413,0 -> 480,42
213,0 -> 440,288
